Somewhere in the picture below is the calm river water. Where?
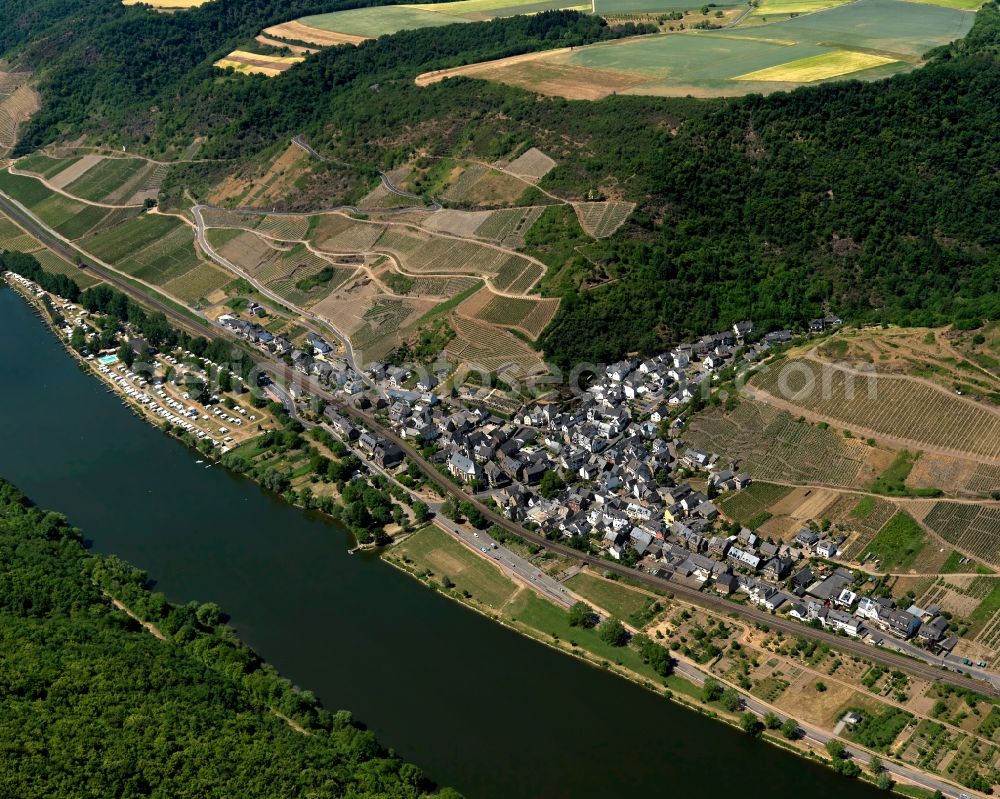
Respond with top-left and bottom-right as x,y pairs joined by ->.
0,285 -> 882,798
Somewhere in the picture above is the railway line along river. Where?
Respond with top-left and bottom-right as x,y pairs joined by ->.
0,284 -> 883,799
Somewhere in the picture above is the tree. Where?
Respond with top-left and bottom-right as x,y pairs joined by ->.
763,712 -> 781,730
825,739 -> 846,760
598,617 -> 628,647
780,718 -> 799,739
701,677 -> 723,703
869,755 -> 883,775
413,501 -> 430,524
568,601 -> 595,628
720,688 -> 743,713
538,470 -> 565,499
740,712 -> 760,736
70,325 -> 86,352
195,602 -> 222,627
875,773 -> 893,791
117,339 -> 134,368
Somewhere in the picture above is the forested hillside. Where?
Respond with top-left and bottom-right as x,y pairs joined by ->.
0,478 -> 455,799
1,0 -> 998,363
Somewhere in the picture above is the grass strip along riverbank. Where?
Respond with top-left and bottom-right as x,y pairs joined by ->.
3,252 -> 991,798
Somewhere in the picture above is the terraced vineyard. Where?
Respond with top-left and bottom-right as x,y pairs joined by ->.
163,263 -> 231,304
65,158 -> 151,204
352,298 -> 414,355
750,359 -> 1000,461
473,206 -> 545,247
573,201 -> 635,238
685,400 -> 880,488
923,504 -> 1000,567
467,292 -> 559,339
0,80 -> 39,153
446,315 -> 543,379
440,163 -> 527,205
16,154 -> 83,180
256,214 -> 311,241
503,148 -> 556,181
315,219 -> 386,252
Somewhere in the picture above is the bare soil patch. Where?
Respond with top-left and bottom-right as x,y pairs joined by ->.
49,154 -> 104,190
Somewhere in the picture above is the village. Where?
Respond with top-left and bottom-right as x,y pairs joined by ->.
7,266 -> 986,684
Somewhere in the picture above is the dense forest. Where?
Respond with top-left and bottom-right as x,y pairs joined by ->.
0,478 -> 457,798
1,1 -> 998,363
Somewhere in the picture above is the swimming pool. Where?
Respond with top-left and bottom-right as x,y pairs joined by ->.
98,355 -> 119,365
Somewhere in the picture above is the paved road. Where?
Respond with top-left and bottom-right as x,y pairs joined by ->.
673,662 -> 978,799
433,515 -> 572,608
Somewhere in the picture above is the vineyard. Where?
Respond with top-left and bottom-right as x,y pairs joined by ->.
573,201 -> 635,239
395,275 -> 479,298
64,158 -> 152,205
750,359 -> 1000,461
29,248 -> 101,289
0,82 -> 39,151
969,464 -> 1000,495
473,206 -> 545,248
923,503 -> 1000,567
374,227 -> 535,277
717,482 -> 793,527
16,155 -> 82,180
491,256 -> 543,292
315,219 -> 386,252
502,147 -> 556,182
351,298 -> 415,356
0,214 -> 40,252
115,225 -> 201,286
440,163 -> 528,205
466,291 -> 559,339
446,315 -> 543,379
255,214 -> 310,241
684,400 -> 880,488
829,494 -> 898,561
31,194 -> 110,240
163,263 -> 231,304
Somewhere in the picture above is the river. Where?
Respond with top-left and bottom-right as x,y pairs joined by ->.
0,284 -> 883,798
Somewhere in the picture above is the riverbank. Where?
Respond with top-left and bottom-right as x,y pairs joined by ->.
1,275 -> 969,799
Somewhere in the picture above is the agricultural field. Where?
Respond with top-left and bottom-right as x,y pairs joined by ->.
684,399 -> 890,489
748,358 -> 1000,462
215,51 -> 305,77
15,154 -> 82,180
430,0 -> 974,98
573,201 -> 635,238
717,482 -> 793,528
472,206 -> 546,247
751,0 -> 852,14
0,171 -> 117,239
62,158 -> 165,206
287,0 -> 576,46
456,286 -> 560,339
0,75 -> 39,154
114,225 -> 202,286
440,163 -> 531,205
501,147 -> 556,182
162,263 -> 231,305
29,248 -> 101,289
446,314 -> 546,379
923,504 -> 1000,568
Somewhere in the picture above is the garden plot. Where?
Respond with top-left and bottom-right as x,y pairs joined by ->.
749,359 -> 1000,461
826,494 -> 898,561
684,400 -> 885,488
502,148 -> 556,182
923,504 -> 1000,567
573,201 -> 635,238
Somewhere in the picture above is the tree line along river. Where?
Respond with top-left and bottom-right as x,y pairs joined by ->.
0,284 -> 884,799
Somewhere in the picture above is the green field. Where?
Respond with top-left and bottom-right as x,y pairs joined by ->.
83,214 -> 183,264
0,168 -> 57,206
299,0 -> 573,38
0,169 -> 113,239
503,591 -> 667,681
595,0 -> 738,11
394,525 -> 518,608
299,7 -> 467,38
480,0 -> 972,97
862,512 -> 925,571
564,572 -> 653,620
16,154 -> 82,180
